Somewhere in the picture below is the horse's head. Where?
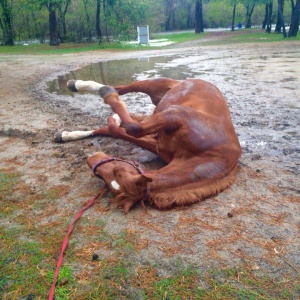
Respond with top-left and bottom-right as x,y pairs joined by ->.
87,152 -> 152,213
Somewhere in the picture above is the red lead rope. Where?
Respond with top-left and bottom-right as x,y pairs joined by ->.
48,185 -> 107,300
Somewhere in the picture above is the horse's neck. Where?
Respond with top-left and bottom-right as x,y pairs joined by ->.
146,163 -> 192,192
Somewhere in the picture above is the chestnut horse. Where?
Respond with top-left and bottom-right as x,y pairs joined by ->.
55,77 -> 241,213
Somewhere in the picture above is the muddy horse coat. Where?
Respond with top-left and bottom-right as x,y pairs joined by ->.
55,77 -> 241,213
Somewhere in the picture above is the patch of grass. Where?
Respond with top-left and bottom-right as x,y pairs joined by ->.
0,171 -> 19,215
200,265 -> 300,300
0,41 -> 148,55
151,265 -> 201,300
47,266 -> 74,300
112,229 -> 136,252
205,31 -> 300,46
0,171 -> 18,201
1,29 -> 298,55
153,31 -> 209,43
229,32 -> 300,43
0,227 -> 49,298
1,171 -> 299,299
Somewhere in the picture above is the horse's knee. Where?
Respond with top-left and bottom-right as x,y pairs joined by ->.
124,123 -> 143,138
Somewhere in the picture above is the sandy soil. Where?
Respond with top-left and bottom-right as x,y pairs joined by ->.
0,40 -> 299,297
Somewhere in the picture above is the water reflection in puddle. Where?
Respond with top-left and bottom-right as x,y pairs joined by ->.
47,56 -> 191,95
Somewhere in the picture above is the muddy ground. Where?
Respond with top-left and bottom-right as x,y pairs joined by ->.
0,39 -> 299,298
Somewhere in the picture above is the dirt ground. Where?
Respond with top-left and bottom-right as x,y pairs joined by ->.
1,39 -> 299,298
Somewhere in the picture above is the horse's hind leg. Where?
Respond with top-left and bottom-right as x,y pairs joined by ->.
99,86 -> 138,125
67,80 -> 105,92
114,77 -> 181,105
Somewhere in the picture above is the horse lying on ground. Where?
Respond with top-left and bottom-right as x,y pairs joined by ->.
55,77 -> 241,213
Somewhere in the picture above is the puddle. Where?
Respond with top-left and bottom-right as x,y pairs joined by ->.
46,56 -> 191,95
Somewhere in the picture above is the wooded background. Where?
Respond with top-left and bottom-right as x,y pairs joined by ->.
0,0 -> 299,46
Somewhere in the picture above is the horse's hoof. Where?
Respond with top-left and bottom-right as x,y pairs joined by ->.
67,80 -> 78,92
99,86 -> 117,98
54,132 -> 64,143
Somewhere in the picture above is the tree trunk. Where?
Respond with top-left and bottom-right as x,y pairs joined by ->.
83,0 -> 92,42
277,0 -> 287,37
48,3 -> 59,45
288,0 -> 300,37
275,0 -> 284,33
96,0 -> 102,41
262,4 -> 268,29
103,0 -> 110,43
186,2 -> 193,28
165,0 -> 176,31
245,4 -> 255,28
231,4 -> 236,31
0,0 -> 14,45
61,1 -> 70,42
58,1 -> 69,43
263,2 -> 273,33
195,0 -> 204,33
266,3 -> 273,33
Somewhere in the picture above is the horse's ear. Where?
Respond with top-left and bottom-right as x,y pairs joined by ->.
135,174 -> 152,188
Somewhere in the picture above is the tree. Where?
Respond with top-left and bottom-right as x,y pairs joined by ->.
58,0 -> 71,42
288,0 -> 300,37
82,0 -> 92,42
102,0 -> 149,41
262,1 -> 273,33
275,0 -> 287,37
244,2 -> 256,28
184,0 -> 194,28
231,4 -> 237,31
0,0 -> 14,45
28,0 -> 64,45
48,2 -> 59,45
96,0 -> 102,42
165,0 -> 176,31
275,0 -> 285,34
195,0 -> 204,33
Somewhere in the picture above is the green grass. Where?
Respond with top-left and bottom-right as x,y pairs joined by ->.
0,41 -> 145,55
152,265 -> 201,299
1,219 -> 299,299
0,227 -> 49,298
47,266 -> 74,300
223,32 -> 300,44
0,171 -> 19,216
0,171 -> 18,201
1,29 -> 299,55
152,31 -> 209,43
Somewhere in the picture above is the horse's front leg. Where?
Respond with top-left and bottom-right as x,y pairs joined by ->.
124,106 -> 182,138
53,115 -> 120,143
104,116 -> 158,154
